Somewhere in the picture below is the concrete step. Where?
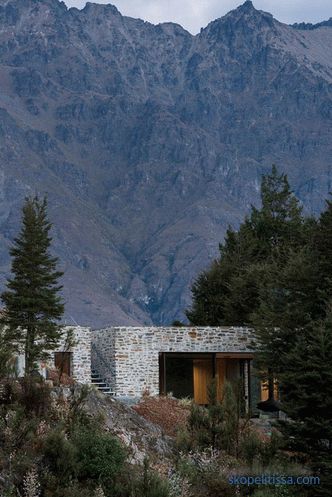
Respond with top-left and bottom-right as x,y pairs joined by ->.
91,378 -> 105,384
90,369 -> 114,396
91,382 -> 110,390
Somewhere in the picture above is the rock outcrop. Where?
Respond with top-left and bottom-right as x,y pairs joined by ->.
84,389 -> 174,464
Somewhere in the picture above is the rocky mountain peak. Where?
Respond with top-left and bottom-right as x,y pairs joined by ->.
226,0 -> 274,24
292,18 -> 332,30
81,1 -> 120,17
200,0 -> 275,45
0,0 -> 67,11
238,0 -> 255,12
0,0 -> 331,327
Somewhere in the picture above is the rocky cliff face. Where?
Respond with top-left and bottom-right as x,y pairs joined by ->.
0,0 -> 331,326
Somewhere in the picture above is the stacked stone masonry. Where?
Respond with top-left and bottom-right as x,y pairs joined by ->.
14,326 -> 91,384
92,327 -> 255,399
52,326 -> 91,384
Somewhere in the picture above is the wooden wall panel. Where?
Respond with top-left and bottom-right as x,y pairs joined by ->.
216,358 -> 226,401
193,359 -> 213,404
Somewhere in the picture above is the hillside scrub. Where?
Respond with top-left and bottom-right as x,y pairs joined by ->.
171,382 -> 306,497
0,378 -> 173,497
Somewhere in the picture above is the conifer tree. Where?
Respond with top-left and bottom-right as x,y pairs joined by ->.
278,312 -> 332,496
253,244 -> 321,375
0,324 -> 16,377
251,164 -> 303,258
186,259 -> 228,325
186,166 -> 305,325
1,196 -> 64,375
315,197 -> 332,307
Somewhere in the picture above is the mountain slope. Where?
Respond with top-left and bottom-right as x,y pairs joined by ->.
0,0 -> 331,326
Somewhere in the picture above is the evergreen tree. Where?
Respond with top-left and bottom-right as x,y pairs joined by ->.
315,197 -> 332,308
278,312 -> 332,496
187,380 -> 241,454
186,221 -> 261,325
0,323 -> 16,377
1,196 -> 64,375
186,259 -> 228,325
253,244 -> 321,375
250,164 -> 303,259
186,166 -> 305,325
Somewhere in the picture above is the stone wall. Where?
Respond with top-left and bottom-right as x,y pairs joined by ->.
50,326 -> 91,384
92,327 -> 254,399
14,326 -> 92,384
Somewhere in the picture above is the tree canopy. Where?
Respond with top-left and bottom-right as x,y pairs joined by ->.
186,166 -> 307,326
1,196 -> 64,375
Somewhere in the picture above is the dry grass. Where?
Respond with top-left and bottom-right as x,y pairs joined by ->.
133,395 -> 190,437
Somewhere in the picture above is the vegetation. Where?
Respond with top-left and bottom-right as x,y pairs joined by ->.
186,165 -> 332,495
1,174 -> 330,496
183,380 -> 243,454
1,196 -> 64,375
176,381 -> 304,497
0,197 -> 172,497
0,378 -> 171,497
186,166 -> 308,326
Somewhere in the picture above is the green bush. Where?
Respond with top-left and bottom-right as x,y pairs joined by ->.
72,426 -> 126,484
186,380 -> 242,454
53,484 -> 95,497
43,430 -> 79,483
240,430 -> 263,468
259,430 -> 283,468
196,468 -> 236,497
1,384 -> 174,497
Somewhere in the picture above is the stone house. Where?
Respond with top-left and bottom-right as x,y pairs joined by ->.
91,326 -> 261,409
14,325 -> 266,409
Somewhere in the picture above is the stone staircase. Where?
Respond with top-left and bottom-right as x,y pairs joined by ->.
91,369 -> 114,396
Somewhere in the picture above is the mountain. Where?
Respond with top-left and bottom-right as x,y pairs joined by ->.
0,0 -> 331,326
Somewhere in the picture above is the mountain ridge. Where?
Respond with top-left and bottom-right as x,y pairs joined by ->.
0,0 -> 331,326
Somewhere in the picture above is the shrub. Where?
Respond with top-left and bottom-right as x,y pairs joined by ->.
186,380 -> 242,454
72,426 -> 126,485
175,427 -> 192,453
252,487 -> 300,497
240,430 -> 263,468
63,486 -> 96,497
19,377 -> 52,418
42,430 -> 79,483
195,467 -> 236,497
22,466 -> 40,497
187,403 -> 210,448
133,459 -> 171,497
259,430 -> 283,468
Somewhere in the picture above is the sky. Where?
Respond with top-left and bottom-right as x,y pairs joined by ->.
64,0 -> 332,34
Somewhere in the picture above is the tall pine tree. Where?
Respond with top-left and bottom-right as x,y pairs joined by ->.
253,244 -> 320,375
1,196 -> 64,375
186,166 -> 305,325
315,197 -> 332,307
278,312 -> 332,496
